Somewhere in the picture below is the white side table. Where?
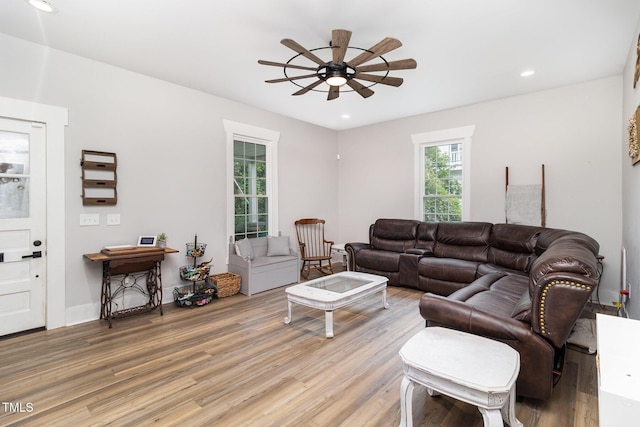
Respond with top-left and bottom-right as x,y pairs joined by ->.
331,243 -> 350,271
399,327 -> 522,427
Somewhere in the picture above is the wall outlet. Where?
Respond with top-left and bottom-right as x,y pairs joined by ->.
107,214 -> 121,225
79,213 -> 99,226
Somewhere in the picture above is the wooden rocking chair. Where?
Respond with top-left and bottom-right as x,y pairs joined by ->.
294,218 -> 334,279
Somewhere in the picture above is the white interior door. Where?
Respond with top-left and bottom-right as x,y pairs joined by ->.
0,117 -> 46,336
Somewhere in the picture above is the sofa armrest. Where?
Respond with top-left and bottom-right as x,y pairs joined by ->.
345,242 -> 370,271
228,249 -> 250,267
530,272 -> 597,348
419,293 -> 534,342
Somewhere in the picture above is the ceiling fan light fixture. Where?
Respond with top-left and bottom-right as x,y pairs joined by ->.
25,0 -> 58,13
325,73 -> 348,87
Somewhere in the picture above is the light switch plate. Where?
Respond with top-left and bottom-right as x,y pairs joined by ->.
80,213 -> 99,226
107,214 -> 121,225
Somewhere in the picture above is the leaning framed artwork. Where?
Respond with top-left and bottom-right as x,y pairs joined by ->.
628,105 -> 640,165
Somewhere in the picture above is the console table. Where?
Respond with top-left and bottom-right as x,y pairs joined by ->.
83,247 -> 178,327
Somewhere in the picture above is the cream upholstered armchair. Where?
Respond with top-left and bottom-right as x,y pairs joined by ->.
294,218 -> 334,279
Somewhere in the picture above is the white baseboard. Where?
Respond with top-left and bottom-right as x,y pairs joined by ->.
66,289 -> 176,327
66,302 -> 100,326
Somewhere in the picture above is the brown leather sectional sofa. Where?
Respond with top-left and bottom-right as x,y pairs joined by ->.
345,218 -> 601,401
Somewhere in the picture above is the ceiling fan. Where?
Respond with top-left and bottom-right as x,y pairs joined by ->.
258,29 -> 417,100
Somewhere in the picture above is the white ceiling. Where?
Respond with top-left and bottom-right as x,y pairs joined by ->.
1,0 -> 640,130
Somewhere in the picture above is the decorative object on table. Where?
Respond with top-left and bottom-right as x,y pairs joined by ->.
627,105 -> 640,165
210,272 -> 241,297
175,234 -> 217,306
137,235 -> 157,247
157,233 -> 167,248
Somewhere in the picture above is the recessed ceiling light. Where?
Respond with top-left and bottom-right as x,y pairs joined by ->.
25,0 -> 58,13
341,114 -> 350,119
520,70 -> 535,77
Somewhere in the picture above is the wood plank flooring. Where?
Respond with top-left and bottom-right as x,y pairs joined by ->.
0,273 -> 607,426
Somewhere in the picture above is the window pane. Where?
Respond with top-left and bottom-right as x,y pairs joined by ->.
255,144 -> 266,161
235,197 -> 247,214
235,215 -> 246,234
232,138 -> 272,240
234,159 -> 245,177
256,178 -> 266,196
0,131 -> 30,219
422,141 -> 463,222
256,161 -> 266,179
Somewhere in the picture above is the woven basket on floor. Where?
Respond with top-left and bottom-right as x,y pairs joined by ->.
210,272 -> 241,297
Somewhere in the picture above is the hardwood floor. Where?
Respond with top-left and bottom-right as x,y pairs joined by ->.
0,270 -> 607,426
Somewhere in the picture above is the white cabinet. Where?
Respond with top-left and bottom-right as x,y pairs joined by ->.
596,313 -> 640,427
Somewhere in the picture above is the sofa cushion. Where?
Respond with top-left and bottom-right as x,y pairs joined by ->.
433,222 -> 491,262
267,235 -> 290,256
510,290 -> 533,322
477,263 -> 528,278
250,254 -> 298,267
448,273 -> 529,319
234,238 -> 254,261
356,249 -> 401,272
487,224 -> 541,272
370,218 -> 420,253
415,222 -> 438,251
418,257 -> 480,283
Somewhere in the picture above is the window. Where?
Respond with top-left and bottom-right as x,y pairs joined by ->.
422,143 -> 463,221
412,126 -> 474,222
224,120 -> 279,241
233,140 -> 267,239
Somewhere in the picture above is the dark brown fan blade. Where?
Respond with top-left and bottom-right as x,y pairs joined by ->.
265,73 -> 318,83
356,58 -> 417,73
354,73 -> 403,87
292,79 -> 325,96
327,86 -> 340,101
258,60 -> 318,71
348,37 -> 403,68
346,79 -> 374,98
332,29 -> 352,65
281,39 -> 326,66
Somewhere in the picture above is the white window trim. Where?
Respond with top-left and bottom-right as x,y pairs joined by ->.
223,120 -> 280,243
412,125 -> 475,221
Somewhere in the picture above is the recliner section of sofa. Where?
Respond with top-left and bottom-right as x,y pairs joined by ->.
345,218 -> 600,401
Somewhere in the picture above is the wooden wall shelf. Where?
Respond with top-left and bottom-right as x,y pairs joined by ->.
81,150 -> 117,205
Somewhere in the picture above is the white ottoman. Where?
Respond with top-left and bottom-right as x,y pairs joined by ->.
398,327 -> 523,427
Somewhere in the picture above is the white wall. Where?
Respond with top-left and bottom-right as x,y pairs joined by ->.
0,33 -> 339,324
622,19 -> 640,320
338,77 -> 623,305
0,29 -> 629,325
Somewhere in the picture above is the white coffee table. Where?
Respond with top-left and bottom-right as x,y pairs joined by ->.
284,271 -> 388,338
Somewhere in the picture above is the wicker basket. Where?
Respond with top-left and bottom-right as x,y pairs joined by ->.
210,273 -> 241,297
